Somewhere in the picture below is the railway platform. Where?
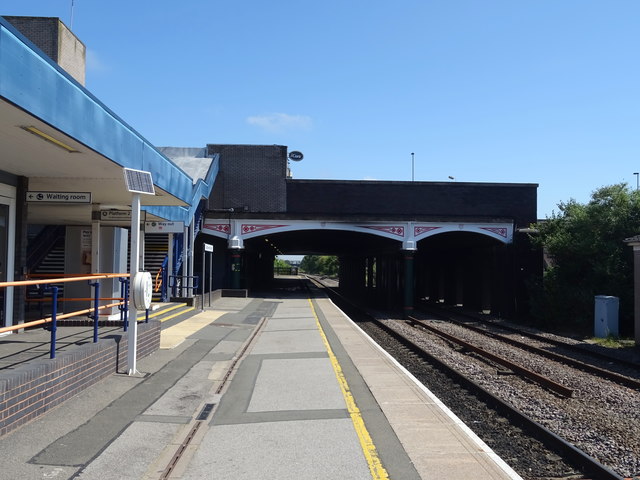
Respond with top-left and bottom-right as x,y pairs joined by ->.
0,279 -> 522,479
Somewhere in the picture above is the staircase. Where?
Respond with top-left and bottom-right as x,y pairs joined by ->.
32,242 -> 65,277
144,233 -> 168,302
27,227 -> 66,311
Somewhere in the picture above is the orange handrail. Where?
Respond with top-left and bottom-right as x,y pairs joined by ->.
25,273 -> 127,278
1,272 -> 129,288
0,301 -> 124,334
27,297 -> 124,303
0,273 -> 135,359
154,267 -> 163,293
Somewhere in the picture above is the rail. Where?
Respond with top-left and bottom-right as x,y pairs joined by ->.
154,256 -> 169,302
406,316 -> 574,398
168,275 -> 199,298
0,273 -> 134,359
309,276 -> 624,480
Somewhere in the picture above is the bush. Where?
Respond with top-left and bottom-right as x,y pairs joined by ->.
531,184 -> 640,335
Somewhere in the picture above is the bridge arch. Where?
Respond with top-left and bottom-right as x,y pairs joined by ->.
202,219 -> 514,249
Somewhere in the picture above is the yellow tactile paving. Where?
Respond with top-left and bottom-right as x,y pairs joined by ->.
160,310 -> 228,349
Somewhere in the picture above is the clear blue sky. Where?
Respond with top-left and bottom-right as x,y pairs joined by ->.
4,1 -> 639,218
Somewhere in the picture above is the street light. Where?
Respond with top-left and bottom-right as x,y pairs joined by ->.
411,153 -> 415,181
634,172 -> 639,191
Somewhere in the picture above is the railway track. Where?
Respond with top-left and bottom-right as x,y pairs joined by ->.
306,276 -> 635,480
418,303 -> 640,389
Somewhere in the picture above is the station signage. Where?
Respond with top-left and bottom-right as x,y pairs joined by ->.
100,210 -> 131,221
145,221 -> 184,233
26,191 -> 91,203
288,151 -> 303,161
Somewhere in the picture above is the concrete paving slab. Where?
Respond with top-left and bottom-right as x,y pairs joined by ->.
250,329 -> 326,354
209,360 -> 233,381
143,359 -> 215,417
368,384 -> 435,405
181,419 -> 372,480
75,422 -> 180,480
270,311 -> 315,318
262,317 -> 317,331
247,358 -> 345,412
207,298 -> 253,311
207,339 -> 244,355
160,311 -> 226,349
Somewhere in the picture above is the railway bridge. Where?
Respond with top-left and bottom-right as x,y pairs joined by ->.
188,145 -> 539,319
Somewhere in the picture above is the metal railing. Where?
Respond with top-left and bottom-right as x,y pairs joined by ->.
168,275 -> 199,298
0,273 -> 133,359
155,256 -> 169,302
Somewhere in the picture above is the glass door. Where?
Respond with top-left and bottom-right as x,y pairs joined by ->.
0,186 -> 15,329
0,204 -> 7,327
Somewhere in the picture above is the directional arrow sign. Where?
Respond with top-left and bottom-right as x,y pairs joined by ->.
26,191 -> 91,203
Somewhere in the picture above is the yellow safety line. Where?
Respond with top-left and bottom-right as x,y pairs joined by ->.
155,306 -> 196,323
135,303 -> 194,322
308,298 -> 389,480
147,303 -> 188,319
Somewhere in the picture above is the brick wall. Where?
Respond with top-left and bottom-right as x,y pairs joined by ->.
0,320 -> 160,436
3,16 -> 86,85
206,144 -> 287,213
287,180 -> 538,227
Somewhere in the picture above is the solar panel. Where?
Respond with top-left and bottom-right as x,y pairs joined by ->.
123,168 -> 155,195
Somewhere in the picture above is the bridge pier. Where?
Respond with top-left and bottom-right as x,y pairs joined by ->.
230,249 -> 243,289
402,249 -> 415,318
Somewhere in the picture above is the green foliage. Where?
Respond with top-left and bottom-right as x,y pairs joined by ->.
273,258 -> 291,270
299,255 -> 339,277
531,184 -> 640,334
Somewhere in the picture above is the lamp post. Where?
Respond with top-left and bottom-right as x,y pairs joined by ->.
411,152 -> 415,182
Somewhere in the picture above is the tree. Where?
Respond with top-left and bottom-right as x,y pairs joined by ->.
531,184 -> 640,335
299,255 -> 339,277
273,258 -> 290,270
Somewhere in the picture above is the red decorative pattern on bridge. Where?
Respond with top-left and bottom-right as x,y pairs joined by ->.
480,227 -> 508,238
360,225 -> 405,237
414,226 -> 442,237
241,224 -> 288,234
204,223 -> 230,234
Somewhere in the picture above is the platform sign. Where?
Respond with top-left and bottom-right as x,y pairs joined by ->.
204,243 -> 214,252
27,191 -> 91,203
145,221 -> 184,233
101,210 -> 131,221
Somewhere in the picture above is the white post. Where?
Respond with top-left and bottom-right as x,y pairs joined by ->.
189,220 -> 195,295
182,225 -> 189,296
91,208 -> 100,274
167,233 -> 174,298
127,193 -> 140,375
139,228 -> 145,271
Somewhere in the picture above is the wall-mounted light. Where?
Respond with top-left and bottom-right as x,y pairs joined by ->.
21,126 -> 79,153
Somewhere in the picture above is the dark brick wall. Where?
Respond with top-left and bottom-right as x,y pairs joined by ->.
0,321 -> 160,436
286,180 -> 538,227
3,16 -> 86,85
3,16 -> 59,62
206,145 -> 287,213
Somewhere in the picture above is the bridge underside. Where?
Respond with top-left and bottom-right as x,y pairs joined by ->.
196,220 -> 538,319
